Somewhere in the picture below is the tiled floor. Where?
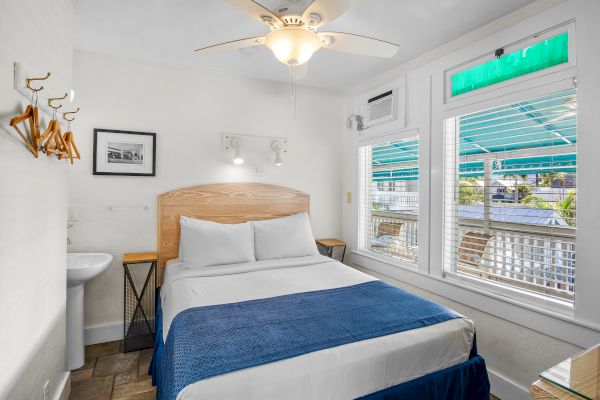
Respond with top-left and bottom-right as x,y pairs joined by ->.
70,341 -> 501,400
69,341 -> 155,400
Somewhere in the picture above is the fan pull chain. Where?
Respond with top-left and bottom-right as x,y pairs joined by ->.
291,66 -> 297,120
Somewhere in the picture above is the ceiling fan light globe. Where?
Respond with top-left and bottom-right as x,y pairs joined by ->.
265,27 -> 321,66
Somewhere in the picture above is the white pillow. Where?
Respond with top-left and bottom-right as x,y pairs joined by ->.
179,216 -> 255,268
252,212 -> 319,260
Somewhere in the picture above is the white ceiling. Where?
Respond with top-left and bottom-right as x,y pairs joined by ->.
72,0 -> 537,91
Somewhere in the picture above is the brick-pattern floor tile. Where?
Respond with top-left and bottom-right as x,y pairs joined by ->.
69,342 -> 155,400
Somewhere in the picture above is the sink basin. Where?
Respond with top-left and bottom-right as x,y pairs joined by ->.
67,253 -> 113,287
66,252 -> 113,370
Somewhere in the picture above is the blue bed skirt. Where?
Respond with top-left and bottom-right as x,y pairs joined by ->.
149,288 -> 490,400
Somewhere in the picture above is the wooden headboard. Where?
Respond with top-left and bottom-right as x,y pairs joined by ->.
157,183 -> 309,285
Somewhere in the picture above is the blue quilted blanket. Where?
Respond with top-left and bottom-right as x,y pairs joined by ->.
157,280 -> 462,400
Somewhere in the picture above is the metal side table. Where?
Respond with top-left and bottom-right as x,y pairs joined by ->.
121,252 -> 157,353
316,239 -> 347,263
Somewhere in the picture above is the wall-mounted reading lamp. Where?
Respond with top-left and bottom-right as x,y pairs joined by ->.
271,140 -> 284,167
346,114 -> 364,131
230,137 -> 244,165
222,133 -> 288,166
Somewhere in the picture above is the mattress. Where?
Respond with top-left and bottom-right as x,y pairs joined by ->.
160,255 -> 474,400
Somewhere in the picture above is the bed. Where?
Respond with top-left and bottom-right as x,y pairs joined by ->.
150,183 -> 489,400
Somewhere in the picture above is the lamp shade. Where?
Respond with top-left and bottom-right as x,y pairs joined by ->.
231,138 -> 244,165
274,150 -> 283,166
265,27 -> 322,66
233,147 -> 244,165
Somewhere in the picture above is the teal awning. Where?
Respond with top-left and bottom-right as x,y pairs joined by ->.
458,88 -> 576,157
373,167 -> 419,182
459,153 -> 577,177
372,138 -> 420,182
372,88 -> 576,182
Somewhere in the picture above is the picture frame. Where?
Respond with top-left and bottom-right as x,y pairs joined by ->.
93,129 -> 156,176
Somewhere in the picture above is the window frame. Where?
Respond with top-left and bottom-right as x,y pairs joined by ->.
357,128 -> 424,271
444,21 -> 576,106
441,77 -> 578,314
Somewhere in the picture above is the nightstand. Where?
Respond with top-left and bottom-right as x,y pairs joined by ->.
530,343 -> 600,399
316,239 -> 347,263
122,252 -> 157,352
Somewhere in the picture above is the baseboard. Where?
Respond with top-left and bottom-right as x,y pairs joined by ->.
84,321 -> 123,345
488,368 -> 530,400
53,372 -> 70,400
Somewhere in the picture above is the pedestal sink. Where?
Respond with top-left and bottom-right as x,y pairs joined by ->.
67,253 -> 113,370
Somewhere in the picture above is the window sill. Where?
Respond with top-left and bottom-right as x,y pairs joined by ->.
444,271 -> 573,316
356,249 -> 418,271
351,249 -> 600,348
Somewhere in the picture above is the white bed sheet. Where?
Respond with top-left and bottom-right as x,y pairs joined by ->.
161,255 -> 474,400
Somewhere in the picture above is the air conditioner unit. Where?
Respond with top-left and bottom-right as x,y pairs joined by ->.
353,78 -> 406,134
365,89 -> 397,128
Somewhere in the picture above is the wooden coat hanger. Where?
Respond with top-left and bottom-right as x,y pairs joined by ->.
8,73 -> 49,157
42,93 -> 69,158
43,120 -> 68,157
9,105 -> 39,157
60,108 -> 80,164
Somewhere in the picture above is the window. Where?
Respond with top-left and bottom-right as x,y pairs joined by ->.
444,88 -> 577,301
450,32 -> 569,97
359,135 -> 419,263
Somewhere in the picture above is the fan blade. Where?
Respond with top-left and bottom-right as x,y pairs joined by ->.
288,63 -> 308,81
195,36 -> 265,54
318,32 -> 398,57
302,0 -> 360,27
223,0 -> 283,25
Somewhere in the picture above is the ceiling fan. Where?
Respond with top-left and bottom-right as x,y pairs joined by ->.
196,0 -> 399,78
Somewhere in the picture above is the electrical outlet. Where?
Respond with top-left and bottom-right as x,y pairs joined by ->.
248,164 -> 263,176
67,205 -> 78,221
43,380 -> 49,400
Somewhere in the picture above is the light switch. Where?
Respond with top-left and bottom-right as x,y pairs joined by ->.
346,192 -> 352,204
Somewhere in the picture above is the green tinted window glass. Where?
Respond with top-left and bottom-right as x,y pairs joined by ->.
451,33 -> 569,97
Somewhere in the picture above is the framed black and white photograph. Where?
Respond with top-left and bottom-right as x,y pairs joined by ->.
93,129 -> 156,176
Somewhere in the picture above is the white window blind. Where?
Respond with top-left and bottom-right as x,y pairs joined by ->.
359,136 -> 419,263
444,88 -> 577,301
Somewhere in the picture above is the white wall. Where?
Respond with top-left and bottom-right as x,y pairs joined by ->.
342,1 -> 599,398
68,51 -> 345,332
0,1 -> 74,398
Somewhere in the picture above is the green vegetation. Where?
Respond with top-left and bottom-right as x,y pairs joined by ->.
539,172 -> 566,187
457,173 -> 576,226
522,195 -> 552,209
556,190 -> 576,227
459,179 -> 483,205
371,201 -> 389,211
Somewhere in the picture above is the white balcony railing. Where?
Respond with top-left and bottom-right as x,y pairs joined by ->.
365,210 -> 575,300
367,211 -> 418,262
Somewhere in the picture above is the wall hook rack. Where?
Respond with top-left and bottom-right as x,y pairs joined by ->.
13,63 -> 73,122
63,108 -> 80,122
25,72 -> 50,92
8,63 -> 82,163
48,92 -> 68,110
